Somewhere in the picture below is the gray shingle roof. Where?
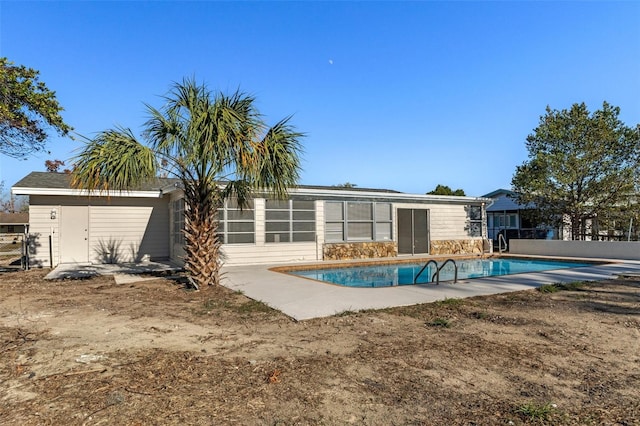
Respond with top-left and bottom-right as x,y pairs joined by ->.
13,172 -> 405,194
13,172 -> 179,191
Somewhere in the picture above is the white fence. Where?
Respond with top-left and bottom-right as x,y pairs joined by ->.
509,239 -> 640,260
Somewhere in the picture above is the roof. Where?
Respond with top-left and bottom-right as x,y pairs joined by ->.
296,184 -> 401,194
12,172 -> 180,198
12,171 -> 491,204
0,212 -> 28,225
483,188 -> 535,211
481,188 -> 515,199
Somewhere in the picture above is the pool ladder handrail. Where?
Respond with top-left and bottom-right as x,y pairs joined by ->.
431,258 -> 458,285
414,260 -> 438,284
498,233 -> 508,253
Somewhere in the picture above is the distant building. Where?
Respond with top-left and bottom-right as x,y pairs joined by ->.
0,212 -> 28,234
482,189 -> 556,246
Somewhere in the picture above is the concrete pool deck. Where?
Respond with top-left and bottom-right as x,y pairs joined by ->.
44,255 -> 640,321
222,256 -> 640,320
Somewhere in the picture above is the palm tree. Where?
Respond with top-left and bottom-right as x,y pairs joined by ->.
72,79 -> 303,288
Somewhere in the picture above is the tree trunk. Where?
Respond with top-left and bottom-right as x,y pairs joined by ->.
571,214 -> 581,240
183,201 -> 222,288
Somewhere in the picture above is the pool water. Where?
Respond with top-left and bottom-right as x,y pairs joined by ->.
289,258 -> 592,288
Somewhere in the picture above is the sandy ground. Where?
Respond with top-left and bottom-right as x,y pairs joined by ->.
0,267 -> 638,425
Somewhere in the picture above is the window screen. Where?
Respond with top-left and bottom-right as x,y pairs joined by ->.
265,199 -> 316,243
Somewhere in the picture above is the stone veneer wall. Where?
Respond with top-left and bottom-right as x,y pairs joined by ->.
430,239 -> 484,255
323,242 -> 398,261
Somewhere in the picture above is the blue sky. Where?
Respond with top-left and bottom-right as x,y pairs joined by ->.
1,1 -> 639,197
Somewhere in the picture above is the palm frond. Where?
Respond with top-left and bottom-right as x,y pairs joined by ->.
248,116 -> 304,199
71,127 -> 157,192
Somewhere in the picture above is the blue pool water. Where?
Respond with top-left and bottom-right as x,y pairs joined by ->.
289,258 -> 592,288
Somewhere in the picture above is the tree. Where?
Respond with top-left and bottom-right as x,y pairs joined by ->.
0,181 -> 28,213
0,58 -> 72,158
333,182 -> 357,188
45,159 -> 71,173
427,184 -> 465,196
511,102 -> 640,240
72,79 -> 303,288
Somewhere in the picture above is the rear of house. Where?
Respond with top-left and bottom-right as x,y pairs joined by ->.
169,186 -> 491,266
14,172 -> 491,268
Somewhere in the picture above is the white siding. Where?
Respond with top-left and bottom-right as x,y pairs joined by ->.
28,195 -> 169,266
393,202 -> 479,241
89,202 -> 168,263
26,203 -> 60,267
428,203 -> 475,240
221,199 -> 322,266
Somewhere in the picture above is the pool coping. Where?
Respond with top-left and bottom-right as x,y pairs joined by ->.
221,254 -> 640,321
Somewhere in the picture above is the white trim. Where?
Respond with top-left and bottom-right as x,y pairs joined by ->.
12,187 -> 163,198
289,187 -> 491,204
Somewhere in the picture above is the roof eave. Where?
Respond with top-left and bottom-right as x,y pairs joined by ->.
11,187 -> 164,198
289,187 -> 491,203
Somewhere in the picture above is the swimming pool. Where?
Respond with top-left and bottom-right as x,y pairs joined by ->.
288,258 -> 593,288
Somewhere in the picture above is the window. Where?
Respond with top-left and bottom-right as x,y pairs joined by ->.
265,200 -> 316,243
218,199 -> 255,244
172,199 -> 185,245
493,214 -> 517,228
325,201 -> 392,242
467,205 -> 483,237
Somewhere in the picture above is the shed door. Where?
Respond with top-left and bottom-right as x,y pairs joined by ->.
60,206 -> 89,263
397,209 -> 429,255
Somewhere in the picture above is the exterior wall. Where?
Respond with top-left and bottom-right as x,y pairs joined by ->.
170,199 -> 324,266
395,201 -> 485,256
221,199 -> 323,266
28,195 -> 170,267
510,239 -> 640,260
171,197 -> 487,266
426,203 -> 478,240
27,203 -> 60,267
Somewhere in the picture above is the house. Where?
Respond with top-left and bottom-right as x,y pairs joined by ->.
0,212 -> 28,259
13,172 -> 492,268
0,212 -> 28,234
482,189 -> 556,245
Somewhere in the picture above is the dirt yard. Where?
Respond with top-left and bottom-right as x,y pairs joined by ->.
0,266 -> 638,425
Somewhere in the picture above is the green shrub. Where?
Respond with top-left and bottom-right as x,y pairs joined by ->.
537,284 -> 560,293
516,402 -> 556,421
435,297 -> 465,307
427,318 -> 451,328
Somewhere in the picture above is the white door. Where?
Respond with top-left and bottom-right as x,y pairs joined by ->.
60,206 -> 89,263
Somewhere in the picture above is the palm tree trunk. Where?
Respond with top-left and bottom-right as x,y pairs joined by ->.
183,199 -> 222,288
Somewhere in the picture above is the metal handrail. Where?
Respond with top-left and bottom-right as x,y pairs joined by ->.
498,234 -> 508,253
414,260 -> 438,284
431,258 -> 458,285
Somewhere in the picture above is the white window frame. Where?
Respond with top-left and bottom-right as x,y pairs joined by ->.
325,201 -> 392,243
265,199 -> 316,243
218,199 -> 255,244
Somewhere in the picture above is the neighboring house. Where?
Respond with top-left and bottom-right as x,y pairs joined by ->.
482,189 -> 556,245
0,212 -> 28,234
13,172 -> 492,268
0,212 -> 29,258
